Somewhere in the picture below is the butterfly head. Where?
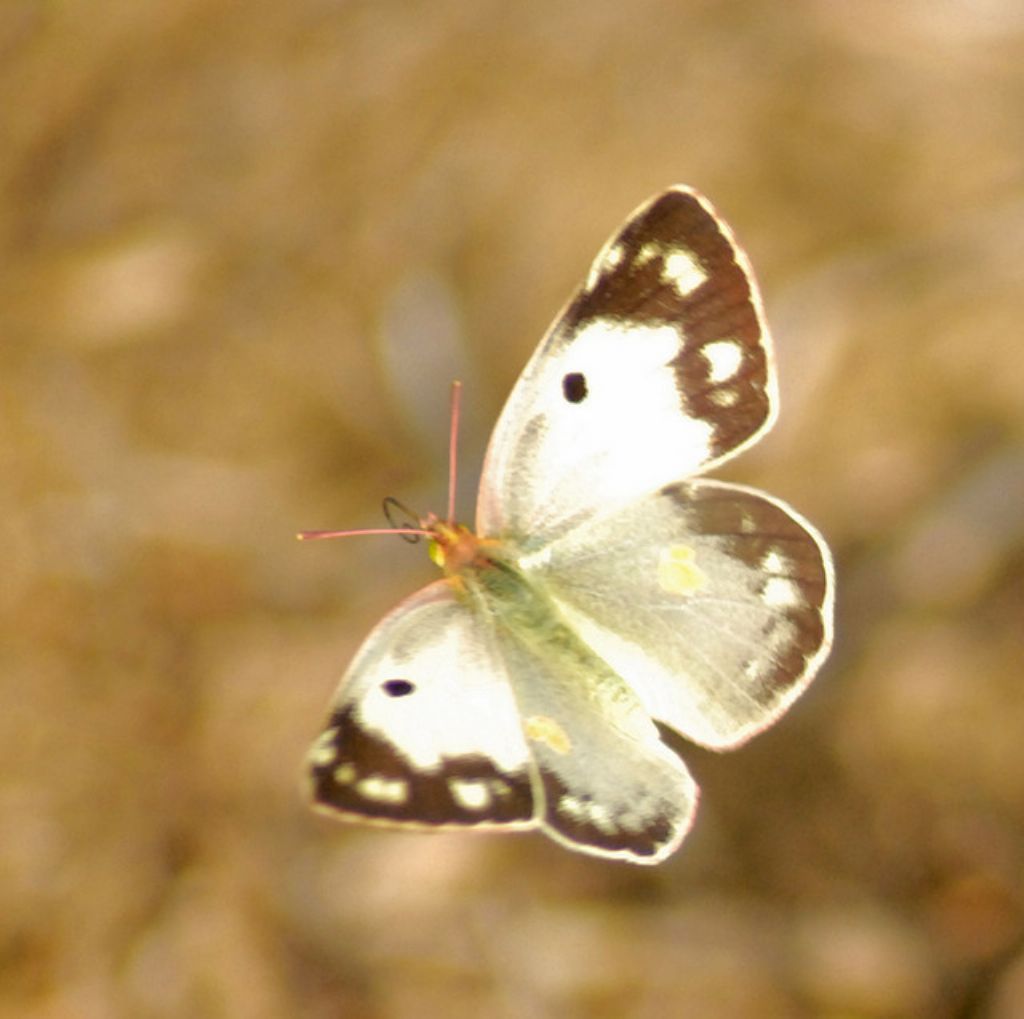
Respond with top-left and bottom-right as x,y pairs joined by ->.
426,518 -> 489,575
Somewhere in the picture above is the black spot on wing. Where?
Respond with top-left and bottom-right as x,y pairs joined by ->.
562,372 -> 588,403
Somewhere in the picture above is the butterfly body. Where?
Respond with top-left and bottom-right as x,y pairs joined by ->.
305,187 -> 834,864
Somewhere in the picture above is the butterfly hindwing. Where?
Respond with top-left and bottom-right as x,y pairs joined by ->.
520,480 -> 834,750
307,579 -> 535,830
477,186 -> 775,546
490,618 -> 698,863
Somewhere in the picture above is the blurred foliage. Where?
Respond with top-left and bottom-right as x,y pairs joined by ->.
2,2 -> 1024,1017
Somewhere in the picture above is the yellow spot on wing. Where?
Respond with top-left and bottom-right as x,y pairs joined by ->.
525,715 -> 572,755
658,545 -> 707,595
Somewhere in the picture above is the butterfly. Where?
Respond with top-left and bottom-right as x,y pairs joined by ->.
301,186 -> 835,864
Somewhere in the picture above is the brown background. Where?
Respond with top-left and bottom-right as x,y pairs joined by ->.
3,3 -> 1023,1017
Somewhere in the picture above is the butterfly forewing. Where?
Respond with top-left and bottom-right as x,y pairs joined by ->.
477,186 -> 775,546
307,580 -> 536,830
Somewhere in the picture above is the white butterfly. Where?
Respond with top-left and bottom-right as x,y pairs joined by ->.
302,187 -> 835,864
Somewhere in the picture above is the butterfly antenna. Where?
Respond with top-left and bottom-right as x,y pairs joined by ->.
447,380 -> 462,525
296,526 -> 430,541
298,497 -> 430,542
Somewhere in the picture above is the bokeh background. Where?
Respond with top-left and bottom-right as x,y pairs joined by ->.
3,2 -> 1024,1017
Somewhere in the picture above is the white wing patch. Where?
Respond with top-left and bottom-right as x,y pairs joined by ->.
762,576 -> 802,609
448,778 -> 493,812
308,727 -> 340,766
353,628 -> 527,773
636,241 -> 708,297
355,775 -> 409,804
558,795 -> 616,834
331,761 -> 356,783
556,316 -> 715,473
702,340 -> 744,384
477,317 -> 714,542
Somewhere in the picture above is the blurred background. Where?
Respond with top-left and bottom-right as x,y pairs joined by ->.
2,2 -> 1023,1017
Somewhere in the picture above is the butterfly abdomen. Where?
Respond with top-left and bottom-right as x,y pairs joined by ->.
463,550 -> 573,646
463,550 -> 646,725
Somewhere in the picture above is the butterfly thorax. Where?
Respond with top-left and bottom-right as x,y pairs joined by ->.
430,526 -> 575,663
428,522 -> 568,653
